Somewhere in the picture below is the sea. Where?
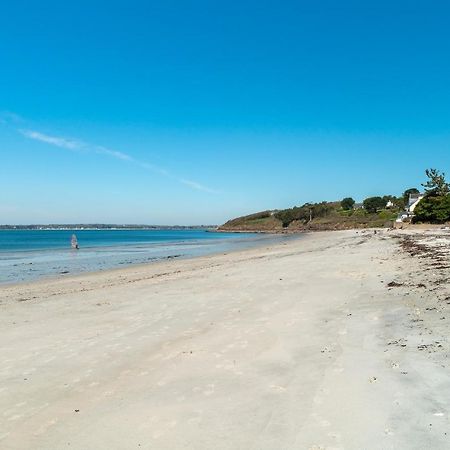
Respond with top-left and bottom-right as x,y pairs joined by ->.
0,229 -> 288,284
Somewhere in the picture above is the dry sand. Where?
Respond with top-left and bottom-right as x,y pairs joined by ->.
1,229 -> 450,449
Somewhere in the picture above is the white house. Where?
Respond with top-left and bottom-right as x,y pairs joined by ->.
396,192 -> 425,223
407,193 -> 425,213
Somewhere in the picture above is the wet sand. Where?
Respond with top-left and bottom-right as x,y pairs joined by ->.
1,229 -> 450,449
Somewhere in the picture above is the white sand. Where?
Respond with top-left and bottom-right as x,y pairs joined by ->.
1,229 -> 450,449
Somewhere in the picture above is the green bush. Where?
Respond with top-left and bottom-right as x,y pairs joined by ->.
378,209 -> 397,220
353,208 -> 367,217
275,209 -> 297,228
274,202 -> 337,227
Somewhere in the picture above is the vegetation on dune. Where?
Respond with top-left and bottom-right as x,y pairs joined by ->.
228,210 -> 272,222
220,201 -> 398,231
221,211 -> 280,231
274,202 -> 336,228
219,168 -> 450,232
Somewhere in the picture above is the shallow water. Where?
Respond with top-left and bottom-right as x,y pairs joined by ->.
0,229 -> 290,284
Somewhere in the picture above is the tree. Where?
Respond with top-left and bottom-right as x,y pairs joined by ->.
363,196 -> 385,213
403,188 -> 419,206
341,197 -> 355,210
422,169 -> 450,197
413,195 -> 450,223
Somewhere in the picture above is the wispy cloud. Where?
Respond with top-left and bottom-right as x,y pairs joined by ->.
94,145 -> 133,161
18,127 -> 217,193
138,162 -> 170,176
19,129 -> 83,150
180,178 -> 219,194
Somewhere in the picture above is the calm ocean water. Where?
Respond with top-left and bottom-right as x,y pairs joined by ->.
0,229 -> 288,284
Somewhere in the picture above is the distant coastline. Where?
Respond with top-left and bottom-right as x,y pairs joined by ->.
0,224 -> 217,231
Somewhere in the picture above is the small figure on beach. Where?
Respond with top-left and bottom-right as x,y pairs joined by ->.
71,234 -> 79,250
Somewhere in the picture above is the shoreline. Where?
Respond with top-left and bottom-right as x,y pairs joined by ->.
1,229 -> 450,449
0,233 -> 304,300
0,231 -> 291,287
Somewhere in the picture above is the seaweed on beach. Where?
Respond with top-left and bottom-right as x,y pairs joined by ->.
399,234 -> 449,260
399,235 -> 431,257
387,281 -> 404,287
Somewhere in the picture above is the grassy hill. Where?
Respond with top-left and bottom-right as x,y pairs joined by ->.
219,170 -> 450,232
219,203 -> 398,232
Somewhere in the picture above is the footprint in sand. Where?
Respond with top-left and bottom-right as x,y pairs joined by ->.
7,414 -> 22,421
203,384 -> 215,396
270,384 -> 287,392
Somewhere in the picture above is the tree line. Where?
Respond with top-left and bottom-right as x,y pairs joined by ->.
275,168 -> 450,228
343,169 -> 450,222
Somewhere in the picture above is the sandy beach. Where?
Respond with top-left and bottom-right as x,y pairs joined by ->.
1,229 -> 450,450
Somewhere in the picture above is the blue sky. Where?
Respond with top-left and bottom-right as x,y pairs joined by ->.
1,0 -> 449,224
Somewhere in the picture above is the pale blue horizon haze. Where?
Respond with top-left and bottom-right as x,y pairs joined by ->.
1,0 -> 449,225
